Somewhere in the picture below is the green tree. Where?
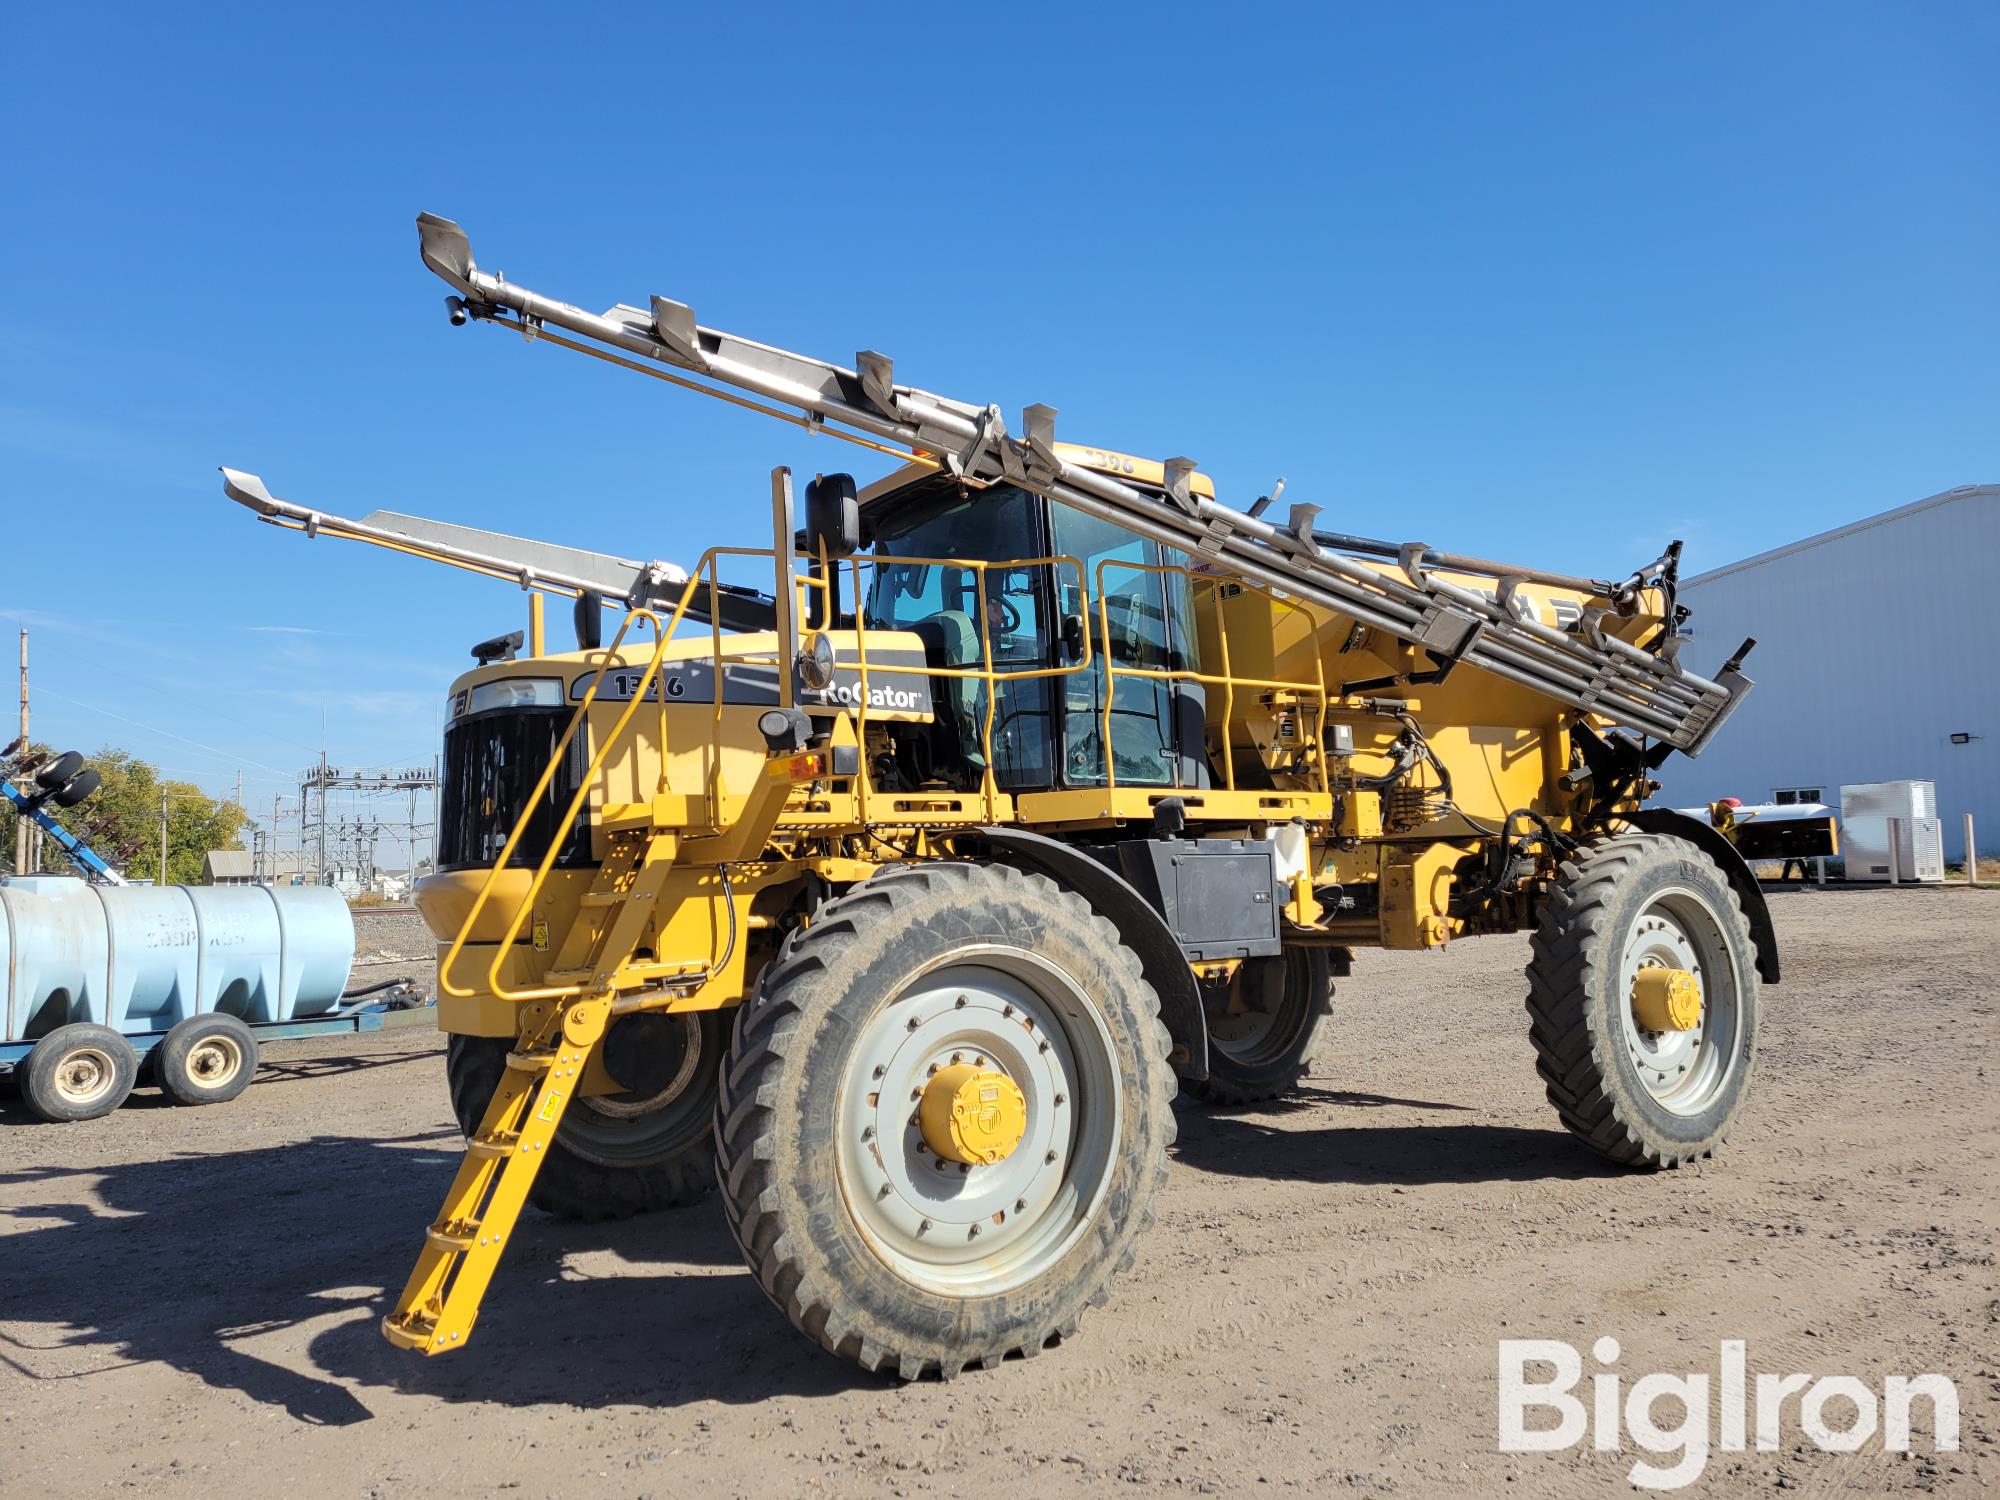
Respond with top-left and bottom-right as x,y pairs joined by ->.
2,742 -> 250,884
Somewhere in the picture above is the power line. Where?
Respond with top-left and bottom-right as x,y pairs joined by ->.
34,687 -> 298,775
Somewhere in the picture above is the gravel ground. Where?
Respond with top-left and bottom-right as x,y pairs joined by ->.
0,886 -> 1992,1497
345,906 -> 437,994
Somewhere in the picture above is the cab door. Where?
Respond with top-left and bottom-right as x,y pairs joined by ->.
1050,504 -> 1206,789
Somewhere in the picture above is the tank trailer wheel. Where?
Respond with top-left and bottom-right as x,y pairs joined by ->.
1526,832 -> 1759,1168
446,1008 -> 727,1221
1182,946 -> 1333,1105
155,1013 -> 259,1105
715,861 -> 1176,1379
20,1023 -> 139,1122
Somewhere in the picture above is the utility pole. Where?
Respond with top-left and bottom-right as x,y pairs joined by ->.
158,788 -> 169,887
316,751 -> 328,887
15,628 -> 33,875
271,792 -> 283,883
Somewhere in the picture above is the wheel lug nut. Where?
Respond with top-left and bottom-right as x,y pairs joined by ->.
926,1063 -> 939,1076
967,1224 -> 981,1239
1053,1093 -> 1066,1106
1015,1198 -> 1026,1213
958,1163 -> 970,1174
918,1219 -> 932,1235
951,1051 -> 963,1064
1044,1149 -> 1057,1164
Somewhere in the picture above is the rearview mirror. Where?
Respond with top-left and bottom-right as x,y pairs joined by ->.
804,473 -> 859,559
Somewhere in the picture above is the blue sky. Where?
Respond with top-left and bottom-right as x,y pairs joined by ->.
2,3 -> 1994,854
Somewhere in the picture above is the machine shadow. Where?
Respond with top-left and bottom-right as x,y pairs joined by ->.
0,1129 -> 874,1425
1171,1092 -> 1620,1186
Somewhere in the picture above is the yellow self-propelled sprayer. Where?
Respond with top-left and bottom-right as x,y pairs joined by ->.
220,213 -> 1773,1378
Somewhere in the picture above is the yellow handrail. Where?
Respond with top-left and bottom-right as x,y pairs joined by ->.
840,553 -> 1093,820
438,558 -> 714,1002
440,539 -> 1337,1008
1092,558 -> 1331,796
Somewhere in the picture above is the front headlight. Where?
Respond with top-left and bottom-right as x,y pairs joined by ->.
461,677 -> 564,716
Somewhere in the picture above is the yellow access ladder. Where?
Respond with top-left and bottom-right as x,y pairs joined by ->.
381,825 -> 676,1353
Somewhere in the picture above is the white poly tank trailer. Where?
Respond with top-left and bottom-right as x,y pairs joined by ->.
0,875 -> 359,1121
1840,780 -> 1945,883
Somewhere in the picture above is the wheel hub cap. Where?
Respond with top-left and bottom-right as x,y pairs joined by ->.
1631,966 -> 1702,1032
919,1063 -> 1027,1165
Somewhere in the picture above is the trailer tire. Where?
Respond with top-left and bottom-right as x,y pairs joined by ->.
1181,946 -> 1332,1105
446,1013 -> 723,1221
20,1023 -> 139,1122
715,861 -> 1175,1379
155,1013 -> 259,1105
1527,833 -> 1759,1168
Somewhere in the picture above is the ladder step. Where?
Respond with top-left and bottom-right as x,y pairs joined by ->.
381,1308 -> 439,1351
426,1218 -> 481,1251
465,1132 -> 519,1160
504,1048 -> 558,1072
579,891 -> 630,907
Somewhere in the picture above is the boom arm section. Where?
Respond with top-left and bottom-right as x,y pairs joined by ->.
411,213 -> 1749,754
218,468 -> 774,632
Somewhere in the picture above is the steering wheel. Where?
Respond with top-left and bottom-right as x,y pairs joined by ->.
986,592 -> 1022,636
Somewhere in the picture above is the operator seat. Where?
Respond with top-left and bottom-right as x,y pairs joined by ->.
910,610 -> 986,784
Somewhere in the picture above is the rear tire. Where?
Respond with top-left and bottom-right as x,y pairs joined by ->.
715,862 -> 1176,1379
21,1023 -> 139,1122
1527,833 -> 1759,1168
1181,946 -> 1332,1104
445,1008 -> 726,1220
155,1013 -> 259,1105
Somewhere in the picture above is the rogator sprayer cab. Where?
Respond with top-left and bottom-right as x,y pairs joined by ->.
219,213 -> 1775,1378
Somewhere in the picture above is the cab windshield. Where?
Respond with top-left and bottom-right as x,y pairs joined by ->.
865,484 -> 1052,787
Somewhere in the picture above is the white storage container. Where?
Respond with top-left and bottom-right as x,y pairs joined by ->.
1840,781 -> 1945,882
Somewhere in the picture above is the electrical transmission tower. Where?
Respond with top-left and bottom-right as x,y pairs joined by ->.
298,760 -> 440,894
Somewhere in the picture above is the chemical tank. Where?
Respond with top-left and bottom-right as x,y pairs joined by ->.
0,875 -> 355,1044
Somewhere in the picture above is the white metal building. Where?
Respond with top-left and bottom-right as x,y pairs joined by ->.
1659,484 -> 1996,862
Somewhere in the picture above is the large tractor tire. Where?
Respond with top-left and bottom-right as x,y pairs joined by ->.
1526,832 -> 1759,1168
446,1009 -> 726,1221
1181,946 -> 1333,1105
715,862 -> 1176,1379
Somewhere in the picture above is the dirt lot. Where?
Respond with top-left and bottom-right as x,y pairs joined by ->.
2,887 -> 1993,1497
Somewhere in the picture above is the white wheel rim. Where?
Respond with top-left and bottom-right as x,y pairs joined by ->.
53,1047 -> 117,1107
186,1035 -> 244,1090
1617,887 -> 1742,1116
835,947 -> 1122,1298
